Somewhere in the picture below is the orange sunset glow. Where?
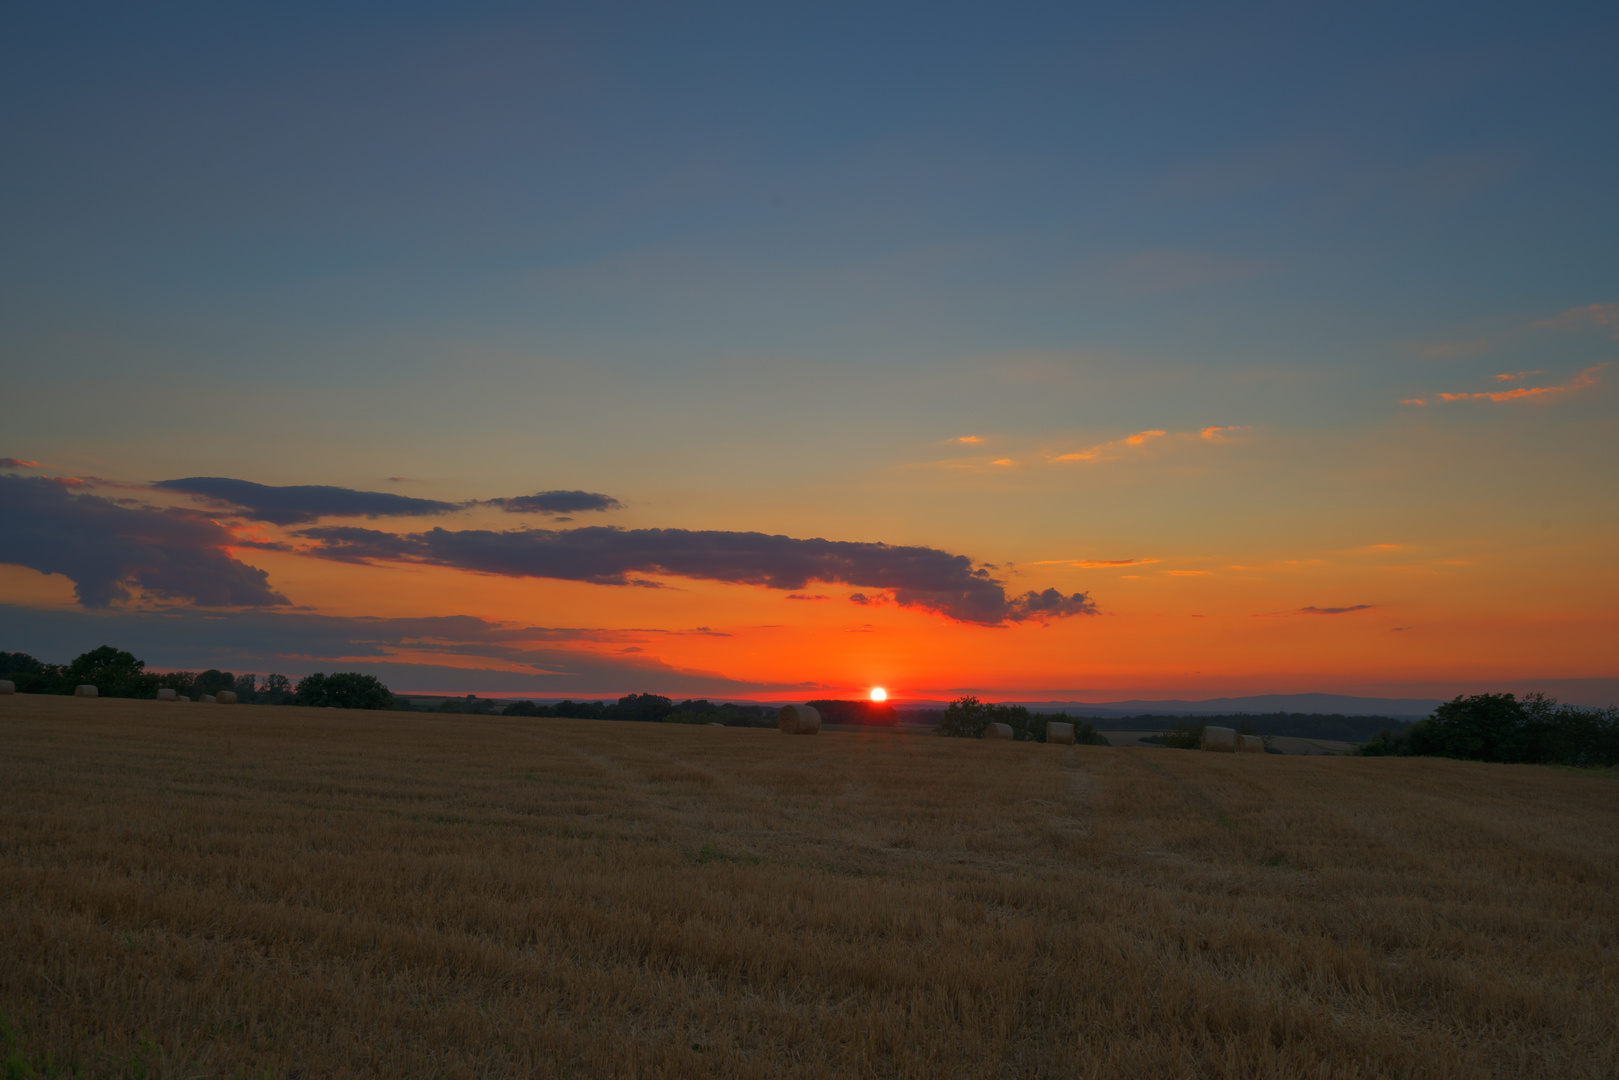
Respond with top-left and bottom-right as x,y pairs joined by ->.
0,3 -> 1615,713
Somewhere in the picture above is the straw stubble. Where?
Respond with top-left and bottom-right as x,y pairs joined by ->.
0,695 -> 1614,1078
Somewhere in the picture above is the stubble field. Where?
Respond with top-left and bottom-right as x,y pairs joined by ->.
2,695 -> 1616,1078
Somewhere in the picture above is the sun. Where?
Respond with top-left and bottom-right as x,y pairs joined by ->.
869,687 -> 887,702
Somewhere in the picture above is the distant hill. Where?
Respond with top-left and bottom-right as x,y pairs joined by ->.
1016,693 -> 1444,720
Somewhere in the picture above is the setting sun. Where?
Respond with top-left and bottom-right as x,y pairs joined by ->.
870,687 -> 887,702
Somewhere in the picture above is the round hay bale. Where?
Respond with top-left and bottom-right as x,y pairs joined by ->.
777,704 -> 821,734
200,694 -> 216,704
74,684 -> 98,698
156,688 -> 177,701
1045,721 -> 1075,745
1201,725 -> 1237,752
1236,733 -> 1265,753
216,690 -> 238,704
0,680 -> 14,695
982,722 -> 1014,739
178,695 -> 191,702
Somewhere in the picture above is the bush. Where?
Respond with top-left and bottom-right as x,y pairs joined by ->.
1152,720 -> 1205,750
294,672 -> 394,710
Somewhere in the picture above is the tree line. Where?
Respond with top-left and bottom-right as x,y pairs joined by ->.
0,647 -> 394,710
1359,693 -> 1618,768
498,693 -> 777,725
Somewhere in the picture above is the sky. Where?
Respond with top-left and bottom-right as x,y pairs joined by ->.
2,1 -> 1616,703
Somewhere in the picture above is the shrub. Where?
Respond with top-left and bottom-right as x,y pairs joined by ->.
1148,720 -> 1205,749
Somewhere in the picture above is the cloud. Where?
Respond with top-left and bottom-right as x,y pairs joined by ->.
1053,430 -> 1167,463
293,524 -> 1097,626
955,435 -> 984,444
0,474 -> 289,608
1534,302 -> 1619,337
1198,425 -> 1251,443
1492,371 -> 1544,382
483,490 -> 623,515
1432,364 -> 1607,403
1420,301 -> 1619,360
1031,557 -> 1160,569
786,593 -> 828,601
156,477 -> 461,526
1,458 -> 41,469
1299,605 -> 1374,615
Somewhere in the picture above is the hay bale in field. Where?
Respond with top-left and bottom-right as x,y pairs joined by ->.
74,684 -> 98,698
1201,725 -> 1236,752
0,680 -> 14,695
777,704 -> 821,734
982,722 -> 1014,739
1237,733 -> 1265,754
177,695 -> 190,702
216,690 -> 238,704
200,694 -> 216,704
157,688 -> 177,701
1046,721 -> 1075,745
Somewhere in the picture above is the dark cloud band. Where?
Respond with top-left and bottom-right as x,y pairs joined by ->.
0,475 -> 288,608
297,524 -> 1095,625
484,490 -> 622,515
156,477 -> 461,526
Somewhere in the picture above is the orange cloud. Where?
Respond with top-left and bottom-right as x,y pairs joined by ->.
1492,370 -> 1543,382
1434,363 -> 1607,403
1198,425 -> 1251,443
0,458 -> 42,469
1401,398 -> 1427,406
956,435 -> 984,444
1030,557 -> 1161,568
1053,429 -> 1166,462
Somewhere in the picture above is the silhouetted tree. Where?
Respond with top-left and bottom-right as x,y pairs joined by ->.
294,672 -> 394,710
610,693 -> 674,722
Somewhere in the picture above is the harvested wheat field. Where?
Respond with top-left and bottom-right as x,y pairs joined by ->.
2,696 -> 1617,1078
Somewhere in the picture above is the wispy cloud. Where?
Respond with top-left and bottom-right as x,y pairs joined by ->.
1434,364 -> 1607,403
1198,425 -> 1251,443
955,435 -> 984,444
1053,430 -> 1166,462
1534,302 -> 1619,337
1031,557 -> 1160,569
1,458 -> 42,469
1403,364 -> 1608,406
1299,605 -> 1374,615
1418,300 -> 1619,360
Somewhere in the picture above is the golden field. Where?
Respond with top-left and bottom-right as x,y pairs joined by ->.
1,695 -> 1616,1079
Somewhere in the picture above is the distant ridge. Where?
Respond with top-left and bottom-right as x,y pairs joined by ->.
1014,693 -> 1443,719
